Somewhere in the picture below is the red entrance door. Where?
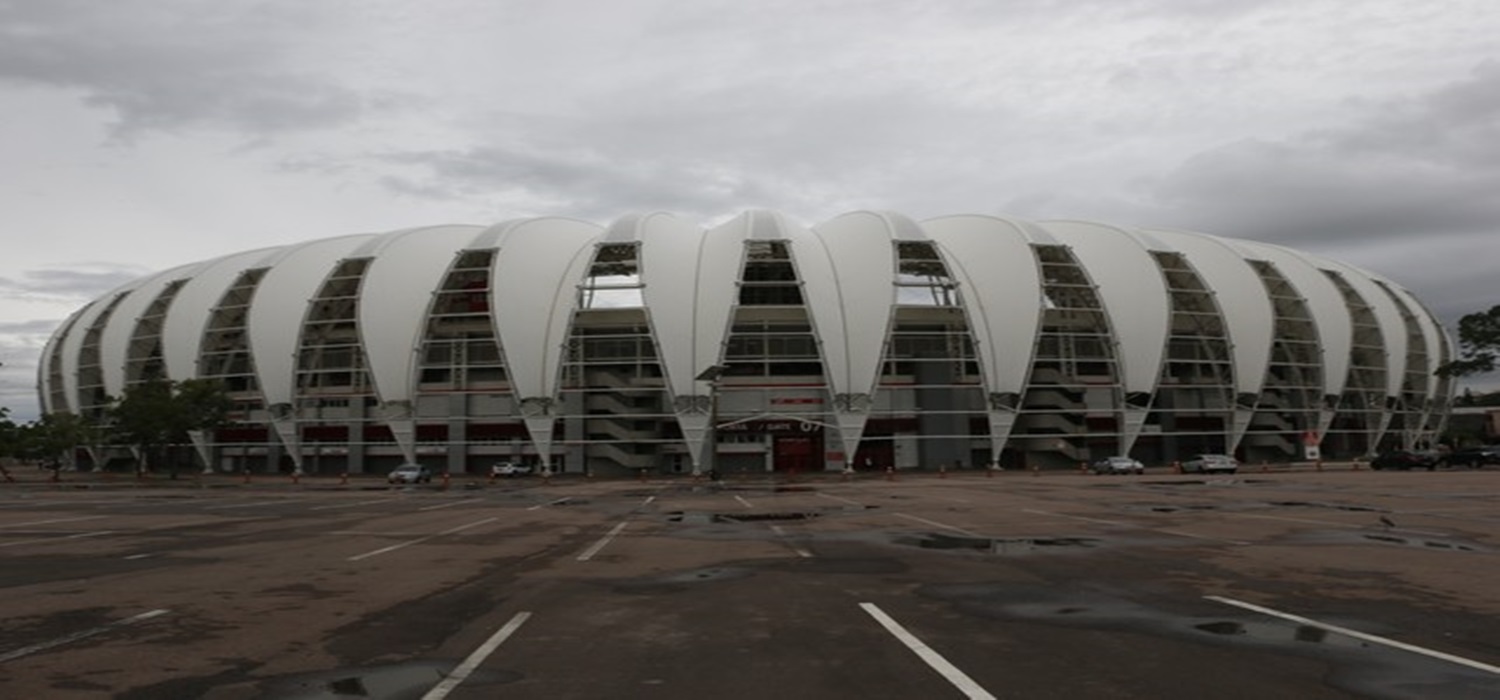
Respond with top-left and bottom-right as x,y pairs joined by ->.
774,435 -> 820,473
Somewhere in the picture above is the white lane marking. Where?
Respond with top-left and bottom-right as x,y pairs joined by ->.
1231,513 -> 1346,527
527,497 -> 571,511
895,513 -> 979,537
311,498 -> 398,511
770,525 -> 812,558
734,495 -> 754,509
204,500 -> 287,511
0,609 -> 169,663
859,603 -> 996,699
419,499 -> 483,512
1155,529 -> 1251,546
420,611 -> 532,700
124,553 -> 153,560
817,492 -> 864,507
0,530 -> 115,549
0,515 -> 108,529
1025,508 -> 1248,545
576,521 -> 629,562
1022,508 -> 1127,527
347,517 -> 498,562
1206,596 -> 1500,675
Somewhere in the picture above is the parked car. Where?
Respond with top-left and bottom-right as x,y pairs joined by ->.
490,462 -> 533,477
1181,454 -> 1238,474
1369,450 -> 1441,471
387,464 -> 433,484
1092,456 -> 1145,475
1447,446 -> 1500,468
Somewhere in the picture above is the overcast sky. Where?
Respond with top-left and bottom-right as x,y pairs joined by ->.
2,0 -> 1497,421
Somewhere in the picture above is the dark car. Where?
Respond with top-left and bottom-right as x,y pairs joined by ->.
1447,446 -> 1500,468
1369,450 -> 1440,471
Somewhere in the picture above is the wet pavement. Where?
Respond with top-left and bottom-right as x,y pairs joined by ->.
0,467 -> 1497,698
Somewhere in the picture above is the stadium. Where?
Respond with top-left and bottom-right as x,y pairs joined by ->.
38,211 -> 1454,476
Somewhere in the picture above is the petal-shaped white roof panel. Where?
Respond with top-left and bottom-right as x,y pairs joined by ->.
98,263 -> 204,399
1239,241 -> 1353,399
248,234 -> 380,408
357,225 -> 487,406
162,248 -> 283,381
55,296 -> 114,413
803,211 -> 901,397
1314,257 -> 1408,398
1036,220 -> 1169,394
487,218 -> 603,400
1374,277 -> 1443,398
921,214 -> 1042,396
1143,229 -> 1275,396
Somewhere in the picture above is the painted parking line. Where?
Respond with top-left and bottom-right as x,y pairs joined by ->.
0,515 -> 108,529
204,500 -> 288,511
527,497 -> 571,511
576,521 -> 629,562
418,499 -> 484,511
1206,596 -> 1500,675
311,498 -> 399,511
1021,508 -> 1127,527
347,517 -> 498,561
0,530 -> 114,549
0,609 -> 169,664
770,524 -> 812,558
894,513 -> 980,537
733,495 -> 754,509
1025,508 -> 1249,545
420,611 -> 532,700
859,603 -> 995,699
816,492 -> 865,507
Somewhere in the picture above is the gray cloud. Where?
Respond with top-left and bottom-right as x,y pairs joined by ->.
0,0 -> 369,139
1142,61 -> 1500,244
0,264 -> 150,302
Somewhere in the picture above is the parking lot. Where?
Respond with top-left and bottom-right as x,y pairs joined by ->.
1,466 -> 1498,699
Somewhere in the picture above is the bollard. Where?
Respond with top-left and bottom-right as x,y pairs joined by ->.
1316,459 -> 1323,472
1352,458 -> 1361,471
291,472 -> 300,485
885,466 -> 895,482
1172,461 -> 1182,474
1031,465 -> 1040,477
340,471 -> 349,486
939,465 -> 947,479
1080,461 -> 1088,475
242,469 -> 251,484
1261,460 -> 1268,473
638,468 -> 646,482
441,471 -> 451,490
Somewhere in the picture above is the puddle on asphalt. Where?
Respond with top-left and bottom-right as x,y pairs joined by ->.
1192,620 -> 1364,648
665,511 -> 822,524
266,661 -> 517,699
1363,534 -> 1477,552
902,533 -> 1099,554
1269,501 -> 1381,512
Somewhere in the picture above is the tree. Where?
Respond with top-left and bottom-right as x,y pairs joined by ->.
22,412 -> 102,478
1436,304 -> 1500,378
110,378 -> 232,478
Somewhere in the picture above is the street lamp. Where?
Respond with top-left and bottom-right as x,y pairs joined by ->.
694,365 -> 728,480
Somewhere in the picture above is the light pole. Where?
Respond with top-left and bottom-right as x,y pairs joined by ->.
694,365 -> 728,480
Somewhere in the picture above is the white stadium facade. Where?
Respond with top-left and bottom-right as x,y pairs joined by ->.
39,211 -> 1454,476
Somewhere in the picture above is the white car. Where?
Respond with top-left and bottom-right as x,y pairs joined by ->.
1181,454 -> 1238,474
490,462 -> 533,477
1092,456 -> 1145,475
387,464 -> 433,484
